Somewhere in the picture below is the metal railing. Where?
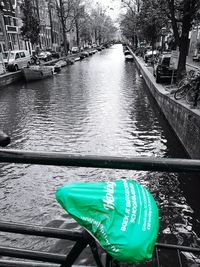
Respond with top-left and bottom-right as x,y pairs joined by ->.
0,132 -> 200,266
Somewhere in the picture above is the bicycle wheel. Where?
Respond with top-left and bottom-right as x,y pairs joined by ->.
186,88 -> 200,105
177,78 -> 188,89
174,84 -> 190,100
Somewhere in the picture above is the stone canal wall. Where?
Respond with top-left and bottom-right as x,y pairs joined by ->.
0,54 -> 81,88
1,49 -> 200,158
133,55 -> 200,159
0,71 -> 23,88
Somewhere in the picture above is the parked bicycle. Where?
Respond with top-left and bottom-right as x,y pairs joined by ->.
174,69 -> 197,100
0,131 -> 200,267
185,74 -> 200,107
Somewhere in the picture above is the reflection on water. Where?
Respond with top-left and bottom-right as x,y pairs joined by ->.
0,45 -> 199,264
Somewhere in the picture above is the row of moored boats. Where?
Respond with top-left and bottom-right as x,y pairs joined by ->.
123,45 -> 134,61
22,46 -> 108,82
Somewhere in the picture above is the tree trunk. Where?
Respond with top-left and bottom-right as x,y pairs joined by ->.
59,0 -> 68,55
35,0 -> 41,49
48,4 -> 54,48
177,35 -> 189,80
177,1 -> 191,80
75,19 -> 80,47
168,0 -> 180,47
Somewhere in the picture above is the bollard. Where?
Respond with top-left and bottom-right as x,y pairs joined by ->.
0,130 -> 11,147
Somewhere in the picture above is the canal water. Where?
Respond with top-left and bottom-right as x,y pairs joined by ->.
0,44 -> 199,265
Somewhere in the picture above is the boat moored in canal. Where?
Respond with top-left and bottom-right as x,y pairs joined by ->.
22,65 -> 54,82
124,50 -> 134,61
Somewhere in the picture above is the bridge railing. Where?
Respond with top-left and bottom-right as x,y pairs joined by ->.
0,132 -> 200,266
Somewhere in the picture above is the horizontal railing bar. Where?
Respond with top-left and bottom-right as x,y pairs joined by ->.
0,261 -> 93,267
0,246 -> 66,264
156,243 -> 200,253
0,260 -> 59,267
0,221 -> 83,241
0,149 -> 200,173
1,222 -> 200,254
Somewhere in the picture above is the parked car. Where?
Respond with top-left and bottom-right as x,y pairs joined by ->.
153,53 -> 177,83
47,50 -> 60,59
144,50 -> 159,63
38,51 -> 52,62
2,50 -> 31,71
193,53 -> 200,62
71,47 -> 79,54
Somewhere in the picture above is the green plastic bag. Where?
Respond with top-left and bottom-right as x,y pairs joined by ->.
56,179 -> 159,263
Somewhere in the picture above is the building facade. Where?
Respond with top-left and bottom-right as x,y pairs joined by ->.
0,0 -> 19,51
48,0 -> 61,52
189,25 -> 200,57
0,0 -> 89,54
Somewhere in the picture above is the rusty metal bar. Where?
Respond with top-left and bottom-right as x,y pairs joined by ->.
0,149 -> 200,173
0,222 -> 199,266
156,243 -> 200,253
0,260 -> 58,267
60,240 -> 88,267
155,247 -> 160,267
177,249 -> 183,267
0,221 -> 83,241
0,246 -> 66,264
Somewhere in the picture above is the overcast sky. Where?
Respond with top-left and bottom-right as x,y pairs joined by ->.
92,0 -> 121,20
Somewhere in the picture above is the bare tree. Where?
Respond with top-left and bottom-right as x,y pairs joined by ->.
90,4 -> 117,44
56,0 -> 77,54
158,0 -> 200,79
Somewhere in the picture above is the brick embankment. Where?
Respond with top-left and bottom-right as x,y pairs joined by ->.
132,53 -> 200,159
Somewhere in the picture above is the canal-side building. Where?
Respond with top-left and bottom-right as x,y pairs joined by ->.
37,0 -> 51,50
0,0 -> 87,53
0,0 -> 19,51
15,0 -> 32,52
48,0 -> 61,52
0,3 -> 7,52
189,24 -> 200,58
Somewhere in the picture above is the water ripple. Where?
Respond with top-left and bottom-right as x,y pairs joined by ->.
0,45 -> 199,261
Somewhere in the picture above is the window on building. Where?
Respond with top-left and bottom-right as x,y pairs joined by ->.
8,16 -> 11,25
13,18 -> 17,26
4,16 -> 8,25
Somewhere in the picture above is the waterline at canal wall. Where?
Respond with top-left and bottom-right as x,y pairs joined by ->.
133,55 -> 200,159
1,48 -> 200,159
0,71 -> 23,88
